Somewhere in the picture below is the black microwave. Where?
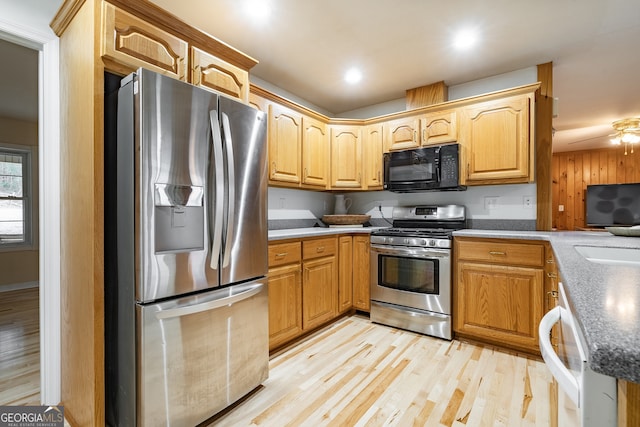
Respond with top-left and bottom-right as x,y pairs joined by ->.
383,143 -> 465,192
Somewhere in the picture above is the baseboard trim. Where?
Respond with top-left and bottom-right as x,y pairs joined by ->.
0,281 -> 39,292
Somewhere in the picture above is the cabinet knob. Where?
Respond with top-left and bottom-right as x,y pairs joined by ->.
546,272 -> 557,278
547,290 -> 558,299
316,246 -> 325,253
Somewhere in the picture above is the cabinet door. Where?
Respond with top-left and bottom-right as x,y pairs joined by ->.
363,124 -> 384,190
338,236 -> 353,313
461,95 -> 531,184
455,261 -> 544,352
267,264 -> 302,350
249,91 -> 269,113
101,2 -> 187,79
352,235 -> 371,311
302,256 -> 338,330
421,110 -> 457,145
191,47 -> 249,102
302,117 -> 330,189
269,103 -> 302,185
330,125 -> 362,189
384,116 -> 419,152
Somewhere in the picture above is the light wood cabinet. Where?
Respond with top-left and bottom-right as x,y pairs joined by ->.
460,94 -> 533,185
330,125 -> 362,189
384,116 -> 420,152
363,123 -> 384,190
268,103 -> 303,185
302,117 -> 330,189
191,47 -> 249,102
352,235 -> 371,311
421,110 -> 457,146
249,90 -> 269,113
454,237 -> 545,354
302,237 -> 338,330
101,2 -> 188,80
338,236 -> 353,313
267,242 -> 303,350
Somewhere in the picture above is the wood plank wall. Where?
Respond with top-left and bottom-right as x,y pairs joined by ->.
552,147 -> 640,230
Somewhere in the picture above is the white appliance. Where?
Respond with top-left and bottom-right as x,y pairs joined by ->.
104,68 -> 269,426
539,281 -> 617,426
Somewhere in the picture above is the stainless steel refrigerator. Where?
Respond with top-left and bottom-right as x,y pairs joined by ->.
104,68 -> 268,426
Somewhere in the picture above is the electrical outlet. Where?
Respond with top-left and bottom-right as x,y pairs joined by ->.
523,196 -> 533,208
484,196 -> 499,210
559,204 -> 565,212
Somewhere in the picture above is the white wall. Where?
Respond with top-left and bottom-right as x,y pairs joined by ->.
268,187 -> 335,218
333,66 -> 539,119
345,184 -> 537,220
251,75 -> 335,117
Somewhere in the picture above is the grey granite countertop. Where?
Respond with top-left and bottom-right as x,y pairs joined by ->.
268,226 -> 384,241
453,229 -> 640,383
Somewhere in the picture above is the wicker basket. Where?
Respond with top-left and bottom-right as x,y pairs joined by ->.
321,214 -> 371,225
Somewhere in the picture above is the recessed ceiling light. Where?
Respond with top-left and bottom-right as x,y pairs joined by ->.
344,68 -> 362,84
244,0 -> 270,23
453,29 -> 478,50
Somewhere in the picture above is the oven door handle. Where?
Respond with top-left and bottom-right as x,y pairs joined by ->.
370,244 -> 450,258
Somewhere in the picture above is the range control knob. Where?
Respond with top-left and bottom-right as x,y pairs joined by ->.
420,239 -> 427,246
429,239 -> 436,247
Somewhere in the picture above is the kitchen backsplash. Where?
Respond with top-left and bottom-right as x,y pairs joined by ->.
268,184 -> 537,231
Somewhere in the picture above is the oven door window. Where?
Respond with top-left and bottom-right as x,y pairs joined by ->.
378,254 -> 439,294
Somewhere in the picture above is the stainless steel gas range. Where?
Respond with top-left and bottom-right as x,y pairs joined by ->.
369,205 -> 466,340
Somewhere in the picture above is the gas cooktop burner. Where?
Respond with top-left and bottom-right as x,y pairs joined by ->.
373,227 -> 459,238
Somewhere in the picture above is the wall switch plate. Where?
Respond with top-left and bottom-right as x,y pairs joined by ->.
559,204 -> 565,212
484,196 -> 499,210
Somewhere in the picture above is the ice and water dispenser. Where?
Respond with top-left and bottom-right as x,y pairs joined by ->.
154,183 -> 205,253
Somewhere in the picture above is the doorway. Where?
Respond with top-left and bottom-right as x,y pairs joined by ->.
0,14 -> 61,405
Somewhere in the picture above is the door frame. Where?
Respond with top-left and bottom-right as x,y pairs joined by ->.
0,20 -> 61,405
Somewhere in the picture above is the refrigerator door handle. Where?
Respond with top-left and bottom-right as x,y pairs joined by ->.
209,110 -> 225,270
154,282 -> 264,319
221,112 -> 236,268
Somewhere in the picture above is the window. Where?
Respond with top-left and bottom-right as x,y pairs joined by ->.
0,145 -> 32,247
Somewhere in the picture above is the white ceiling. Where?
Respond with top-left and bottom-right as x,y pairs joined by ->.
3,0 -> 640,153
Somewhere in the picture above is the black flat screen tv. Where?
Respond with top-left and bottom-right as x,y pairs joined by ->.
585,182 -> 640,226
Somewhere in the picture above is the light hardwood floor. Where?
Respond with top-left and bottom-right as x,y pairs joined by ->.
0,287 -> 40,406
0,290 -> 554,426
210,315 -> 554,427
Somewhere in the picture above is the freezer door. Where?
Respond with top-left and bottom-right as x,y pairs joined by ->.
134,69 -> 219,302
137,280 -> 269,427
218,96 -> 268,285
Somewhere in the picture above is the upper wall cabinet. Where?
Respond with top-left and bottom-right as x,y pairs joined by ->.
384,116 -> 420,152
302,117 -> 330,189
460,93 -> 534,185
330,125 -> 363,189
101,2 -> 188,80
363,123 -> 384,190
421,110 -> 457,146
268,103 -> 303,185
191,47 -> 249,102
